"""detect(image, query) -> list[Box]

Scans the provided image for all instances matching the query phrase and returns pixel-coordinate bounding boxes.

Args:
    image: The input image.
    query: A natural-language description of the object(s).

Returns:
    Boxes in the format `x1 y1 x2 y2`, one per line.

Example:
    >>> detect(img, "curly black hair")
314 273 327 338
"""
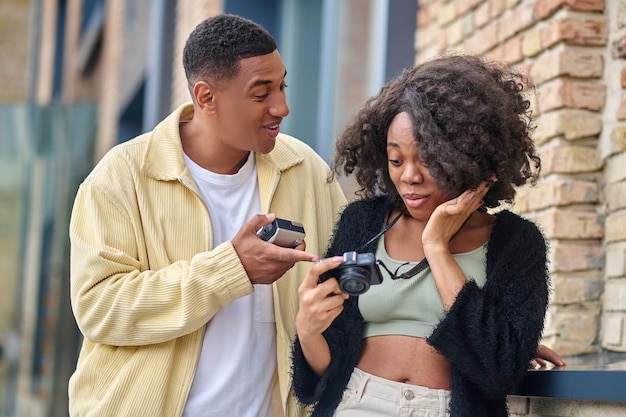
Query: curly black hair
182 14 277 89
333 53 540 211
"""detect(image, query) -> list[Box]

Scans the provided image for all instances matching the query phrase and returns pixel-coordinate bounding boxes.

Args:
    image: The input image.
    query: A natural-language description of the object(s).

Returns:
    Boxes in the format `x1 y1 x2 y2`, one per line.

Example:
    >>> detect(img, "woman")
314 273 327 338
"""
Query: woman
291 54 563 417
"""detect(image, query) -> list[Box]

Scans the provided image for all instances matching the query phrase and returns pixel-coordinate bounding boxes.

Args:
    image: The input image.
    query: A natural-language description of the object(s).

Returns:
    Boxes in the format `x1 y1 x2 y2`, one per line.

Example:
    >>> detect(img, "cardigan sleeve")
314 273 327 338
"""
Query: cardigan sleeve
427 211 550 400
290 200 385 411
70 161 253 346
291 297 363 406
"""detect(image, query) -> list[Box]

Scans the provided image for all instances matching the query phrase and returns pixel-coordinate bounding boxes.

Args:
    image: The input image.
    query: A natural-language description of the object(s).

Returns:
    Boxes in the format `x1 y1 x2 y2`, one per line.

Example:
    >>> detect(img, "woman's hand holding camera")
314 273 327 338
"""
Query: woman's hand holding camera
297 256 347 335
296 256 348 376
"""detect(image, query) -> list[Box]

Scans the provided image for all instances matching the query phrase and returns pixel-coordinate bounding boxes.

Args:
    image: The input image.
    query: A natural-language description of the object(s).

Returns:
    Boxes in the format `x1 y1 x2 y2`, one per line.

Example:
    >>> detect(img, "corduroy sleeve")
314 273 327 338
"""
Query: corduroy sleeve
69 163 253 346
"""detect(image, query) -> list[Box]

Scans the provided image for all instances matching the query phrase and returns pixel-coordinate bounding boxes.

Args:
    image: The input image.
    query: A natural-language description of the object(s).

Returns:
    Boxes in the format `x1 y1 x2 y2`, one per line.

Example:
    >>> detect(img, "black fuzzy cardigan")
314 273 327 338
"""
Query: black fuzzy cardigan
291 196 550 417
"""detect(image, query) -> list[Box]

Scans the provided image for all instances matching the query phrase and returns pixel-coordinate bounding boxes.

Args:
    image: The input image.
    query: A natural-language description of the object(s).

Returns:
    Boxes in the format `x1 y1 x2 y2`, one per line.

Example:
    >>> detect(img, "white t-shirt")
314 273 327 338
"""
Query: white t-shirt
182 152 277 417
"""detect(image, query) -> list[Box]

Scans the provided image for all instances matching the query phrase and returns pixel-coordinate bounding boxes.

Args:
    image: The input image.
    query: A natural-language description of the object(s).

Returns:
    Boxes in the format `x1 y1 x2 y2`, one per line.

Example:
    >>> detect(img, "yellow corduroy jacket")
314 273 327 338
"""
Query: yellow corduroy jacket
68 103 347 417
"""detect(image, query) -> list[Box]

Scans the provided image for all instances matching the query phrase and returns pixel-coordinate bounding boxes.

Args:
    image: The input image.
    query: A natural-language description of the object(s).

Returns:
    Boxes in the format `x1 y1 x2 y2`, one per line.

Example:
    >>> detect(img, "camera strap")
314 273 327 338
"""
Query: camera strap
357 212 402 252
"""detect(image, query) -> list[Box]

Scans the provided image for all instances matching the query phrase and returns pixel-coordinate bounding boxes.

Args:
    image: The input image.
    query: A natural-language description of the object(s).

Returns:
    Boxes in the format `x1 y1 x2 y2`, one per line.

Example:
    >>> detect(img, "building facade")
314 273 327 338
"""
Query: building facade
2 0 626 416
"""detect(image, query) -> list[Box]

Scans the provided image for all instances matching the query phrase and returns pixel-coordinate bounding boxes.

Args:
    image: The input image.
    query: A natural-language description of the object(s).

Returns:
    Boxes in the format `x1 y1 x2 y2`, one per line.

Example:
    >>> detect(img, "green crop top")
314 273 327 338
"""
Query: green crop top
359 238 488 339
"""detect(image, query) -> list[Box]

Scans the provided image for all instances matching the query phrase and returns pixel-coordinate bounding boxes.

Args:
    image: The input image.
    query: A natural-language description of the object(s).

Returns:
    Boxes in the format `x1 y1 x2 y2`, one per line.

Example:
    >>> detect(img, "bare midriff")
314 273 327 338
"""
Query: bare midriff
356 335 451 389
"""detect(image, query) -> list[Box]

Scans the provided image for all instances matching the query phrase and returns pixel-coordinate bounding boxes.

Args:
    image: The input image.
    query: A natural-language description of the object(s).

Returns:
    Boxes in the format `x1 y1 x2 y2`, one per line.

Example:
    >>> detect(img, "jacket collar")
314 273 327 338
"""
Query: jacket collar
141 102 304 182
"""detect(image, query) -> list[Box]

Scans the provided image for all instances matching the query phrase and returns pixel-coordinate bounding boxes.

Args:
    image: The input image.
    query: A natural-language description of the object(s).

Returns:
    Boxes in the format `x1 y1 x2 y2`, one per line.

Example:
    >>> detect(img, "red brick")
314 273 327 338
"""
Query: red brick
539 145 603 175
535 0 605 20
537 79 606 112
501 35 523 64
466 22 499 54
617 100 626 121
457 0 481 15
418 6 431 27
499 2 536 42
488 0 507 19
531 208 604 240
550 243 605 273
530 49 603 84
474 1 491 28
542 17 608 48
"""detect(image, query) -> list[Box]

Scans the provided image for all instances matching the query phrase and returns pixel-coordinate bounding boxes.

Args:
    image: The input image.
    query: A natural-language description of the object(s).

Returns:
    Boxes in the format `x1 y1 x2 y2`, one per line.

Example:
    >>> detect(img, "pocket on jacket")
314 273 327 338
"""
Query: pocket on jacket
90 345 139 400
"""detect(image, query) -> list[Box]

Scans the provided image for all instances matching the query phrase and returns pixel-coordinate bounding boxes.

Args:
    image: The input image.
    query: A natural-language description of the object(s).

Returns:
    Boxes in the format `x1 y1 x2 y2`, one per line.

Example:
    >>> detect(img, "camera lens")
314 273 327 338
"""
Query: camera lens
338 267 370 295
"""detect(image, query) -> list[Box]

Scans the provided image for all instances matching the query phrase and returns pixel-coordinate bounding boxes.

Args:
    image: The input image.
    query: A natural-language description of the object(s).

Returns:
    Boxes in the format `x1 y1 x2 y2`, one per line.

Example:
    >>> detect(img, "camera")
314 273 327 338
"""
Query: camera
318 251 383 296
257 218 306 248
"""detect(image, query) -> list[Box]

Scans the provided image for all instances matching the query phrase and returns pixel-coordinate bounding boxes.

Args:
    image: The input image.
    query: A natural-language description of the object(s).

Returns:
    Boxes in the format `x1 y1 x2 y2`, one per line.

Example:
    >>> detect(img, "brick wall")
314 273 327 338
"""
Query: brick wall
602 0 626 351
0 0 33 101
416 0 619 357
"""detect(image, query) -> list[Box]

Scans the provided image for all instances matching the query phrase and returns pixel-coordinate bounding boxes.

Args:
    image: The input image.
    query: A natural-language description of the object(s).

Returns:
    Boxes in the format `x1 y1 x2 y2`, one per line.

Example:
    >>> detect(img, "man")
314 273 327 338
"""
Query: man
68 14 346 417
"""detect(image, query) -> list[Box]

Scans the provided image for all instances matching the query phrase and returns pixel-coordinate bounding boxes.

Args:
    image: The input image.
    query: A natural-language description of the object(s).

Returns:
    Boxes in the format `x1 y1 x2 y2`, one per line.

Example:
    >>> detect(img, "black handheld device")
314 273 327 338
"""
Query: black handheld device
318 251 383 296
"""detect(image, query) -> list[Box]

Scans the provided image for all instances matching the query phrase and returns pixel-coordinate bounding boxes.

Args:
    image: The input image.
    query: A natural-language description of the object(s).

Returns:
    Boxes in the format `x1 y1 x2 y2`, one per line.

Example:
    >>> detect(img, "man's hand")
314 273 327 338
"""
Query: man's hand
232 214 318 284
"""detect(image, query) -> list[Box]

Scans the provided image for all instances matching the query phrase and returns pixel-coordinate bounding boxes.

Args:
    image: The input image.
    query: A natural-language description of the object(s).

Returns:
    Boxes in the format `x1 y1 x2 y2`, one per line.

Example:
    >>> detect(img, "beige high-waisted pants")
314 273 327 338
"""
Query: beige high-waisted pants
335 368 452 417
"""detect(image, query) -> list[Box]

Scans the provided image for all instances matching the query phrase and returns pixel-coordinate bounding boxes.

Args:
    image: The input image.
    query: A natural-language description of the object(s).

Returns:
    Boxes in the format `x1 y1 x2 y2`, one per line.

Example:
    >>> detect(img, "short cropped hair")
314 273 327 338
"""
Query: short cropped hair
183 14 277 88
334 54 540 210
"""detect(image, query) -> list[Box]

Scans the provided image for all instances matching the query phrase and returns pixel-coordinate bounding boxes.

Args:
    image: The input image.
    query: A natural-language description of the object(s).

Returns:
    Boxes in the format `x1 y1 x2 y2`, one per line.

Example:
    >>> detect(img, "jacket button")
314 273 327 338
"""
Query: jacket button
403 390 415 400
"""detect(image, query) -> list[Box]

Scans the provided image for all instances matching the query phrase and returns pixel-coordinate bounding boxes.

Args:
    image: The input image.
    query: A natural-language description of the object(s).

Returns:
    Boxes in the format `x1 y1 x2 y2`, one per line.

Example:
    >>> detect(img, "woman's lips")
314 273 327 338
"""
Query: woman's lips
403 193 428 209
